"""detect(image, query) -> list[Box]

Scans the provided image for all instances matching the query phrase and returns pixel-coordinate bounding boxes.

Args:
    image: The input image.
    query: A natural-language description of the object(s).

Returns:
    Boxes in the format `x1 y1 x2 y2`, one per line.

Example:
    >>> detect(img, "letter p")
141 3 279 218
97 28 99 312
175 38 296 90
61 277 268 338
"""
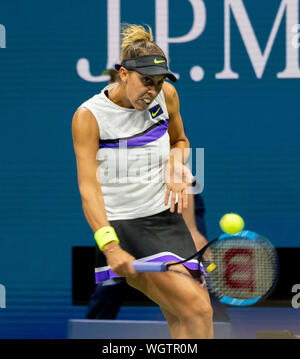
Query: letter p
155 0 206 78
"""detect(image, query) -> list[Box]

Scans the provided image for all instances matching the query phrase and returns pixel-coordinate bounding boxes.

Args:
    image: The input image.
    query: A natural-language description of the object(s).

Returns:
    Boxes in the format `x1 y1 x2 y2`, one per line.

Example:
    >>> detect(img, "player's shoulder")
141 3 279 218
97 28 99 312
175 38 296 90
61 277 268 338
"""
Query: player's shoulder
74 106 94 119
162 81 178 99
72 107 99 139
162 81 179 113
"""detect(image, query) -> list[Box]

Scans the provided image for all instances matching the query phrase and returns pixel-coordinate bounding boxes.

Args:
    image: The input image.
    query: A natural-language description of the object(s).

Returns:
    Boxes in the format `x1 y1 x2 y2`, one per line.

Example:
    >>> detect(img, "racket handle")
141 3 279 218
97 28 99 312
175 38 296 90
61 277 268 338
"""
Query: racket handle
133 262 168 272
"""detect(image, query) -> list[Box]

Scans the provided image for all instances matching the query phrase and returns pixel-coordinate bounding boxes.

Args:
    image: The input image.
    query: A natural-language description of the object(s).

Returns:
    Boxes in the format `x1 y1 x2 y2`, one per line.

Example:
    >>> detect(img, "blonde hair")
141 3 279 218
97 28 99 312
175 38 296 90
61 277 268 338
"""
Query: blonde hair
120 24 165 61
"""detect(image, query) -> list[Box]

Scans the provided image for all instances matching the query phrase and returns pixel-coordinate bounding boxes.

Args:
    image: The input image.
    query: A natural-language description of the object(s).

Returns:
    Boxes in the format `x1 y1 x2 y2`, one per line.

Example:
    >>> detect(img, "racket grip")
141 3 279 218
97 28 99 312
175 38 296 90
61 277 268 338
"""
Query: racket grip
133 262 167 272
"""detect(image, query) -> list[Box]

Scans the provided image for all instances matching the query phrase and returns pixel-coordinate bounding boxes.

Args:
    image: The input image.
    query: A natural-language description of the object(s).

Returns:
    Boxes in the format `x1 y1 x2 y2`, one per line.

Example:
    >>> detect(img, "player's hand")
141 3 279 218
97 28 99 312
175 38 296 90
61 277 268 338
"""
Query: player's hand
164 160 194 213
104 245 137 278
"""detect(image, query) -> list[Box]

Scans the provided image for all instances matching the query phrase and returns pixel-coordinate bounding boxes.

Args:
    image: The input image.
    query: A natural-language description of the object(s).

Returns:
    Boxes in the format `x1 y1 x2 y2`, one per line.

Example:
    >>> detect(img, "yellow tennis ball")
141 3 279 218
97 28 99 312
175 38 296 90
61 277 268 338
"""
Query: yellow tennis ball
219 213 244 234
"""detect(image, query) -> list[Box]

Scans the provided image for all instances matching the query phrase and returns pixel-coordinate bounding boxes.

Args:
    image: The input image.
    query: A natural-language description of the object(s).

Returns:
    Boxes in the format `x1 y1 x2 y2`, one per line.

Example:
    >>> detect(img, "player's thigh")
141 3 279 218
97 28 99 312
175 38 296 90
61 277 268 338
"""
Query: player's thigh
126 264 212 318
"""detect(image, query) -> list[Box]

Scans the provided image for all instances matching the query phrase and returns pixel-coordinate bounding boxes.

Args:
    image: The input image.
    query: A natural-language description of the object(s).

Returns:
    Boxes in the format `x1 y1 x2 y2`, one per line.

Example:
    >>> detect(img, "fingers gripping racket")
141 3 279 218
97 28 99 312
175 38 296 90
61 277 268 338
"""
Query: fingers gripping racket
133 230 279 307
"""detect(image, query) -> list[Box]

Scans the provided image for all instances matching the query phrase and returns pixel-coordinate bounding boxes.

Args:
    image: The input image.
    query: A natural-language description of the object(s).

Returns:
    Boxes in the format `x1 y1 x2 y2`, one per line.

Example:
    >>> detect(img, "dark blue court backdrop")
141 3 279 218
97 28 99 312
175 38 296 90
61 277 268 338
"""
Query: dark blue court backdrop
0 0 299 338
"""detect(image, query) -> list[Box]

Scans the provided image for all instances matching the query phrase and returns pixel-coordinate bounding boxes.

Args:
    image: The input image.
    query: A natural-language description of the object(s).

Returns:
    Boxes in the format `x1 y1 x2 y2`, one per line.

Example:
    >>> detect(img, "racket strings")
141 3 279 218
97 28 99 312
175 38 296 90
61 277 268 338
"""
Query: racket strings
204 238 278 299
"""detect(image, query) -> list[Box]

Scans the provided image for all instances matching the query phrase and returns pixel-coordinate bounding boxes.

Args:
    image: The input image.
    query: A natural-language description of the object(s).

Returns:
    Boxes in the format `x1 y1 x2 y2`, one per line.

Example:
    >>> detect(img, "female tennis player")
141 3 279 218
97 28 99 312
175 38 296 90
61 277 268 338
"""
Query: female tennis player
72 24 213 339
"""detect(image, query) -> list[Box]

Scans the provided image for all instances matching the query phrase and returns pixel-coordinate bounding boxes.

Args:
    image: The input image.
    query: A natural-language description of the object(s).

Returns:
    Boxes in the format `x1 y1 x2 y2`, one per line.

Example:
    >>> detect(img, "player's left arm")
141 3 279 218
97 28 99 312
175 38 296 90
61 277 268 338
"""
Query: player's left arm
163 82 193 213
182 193 208 251
163 81 190 163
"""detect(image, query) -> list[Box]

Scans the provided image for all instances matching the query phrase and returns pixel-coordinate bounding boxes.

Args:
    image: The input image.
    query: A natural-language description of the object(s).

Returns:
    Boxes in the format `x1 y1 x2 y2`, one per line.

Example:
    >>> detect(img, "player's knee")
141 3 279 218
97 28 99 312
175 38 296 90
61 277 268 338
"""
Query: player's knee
195 300 213 320
183 296 213 322
199 301 213 320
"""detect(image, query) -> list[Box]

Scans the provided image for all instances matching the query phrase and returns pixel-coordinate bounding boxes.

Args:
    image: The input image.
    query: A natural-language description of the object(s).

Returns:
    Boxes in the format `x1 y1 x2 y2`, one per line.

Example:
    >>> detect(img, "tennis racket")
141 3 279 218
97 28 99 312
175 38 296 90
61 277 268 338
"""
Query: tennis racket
133 230 279 307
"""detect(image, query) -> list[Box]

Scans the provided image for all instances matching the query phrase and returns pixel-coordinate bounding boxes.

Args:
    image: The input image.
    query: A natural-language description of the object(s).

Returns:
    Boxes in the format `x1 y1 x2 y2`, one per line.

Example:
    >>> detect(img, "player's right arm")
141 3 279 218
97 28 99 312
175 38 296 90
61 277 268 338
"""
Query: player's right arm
72 107 110 232
72 108 136 276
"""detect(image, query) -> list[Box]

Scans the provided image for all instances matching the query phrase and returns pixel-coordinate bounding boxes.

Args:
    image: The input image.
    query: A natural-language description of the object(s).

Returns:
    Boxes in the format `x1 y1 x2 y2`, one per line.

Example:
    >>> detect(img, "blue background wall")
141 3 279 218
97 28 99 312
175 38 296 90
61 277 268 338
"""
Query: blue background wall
0 0 299 338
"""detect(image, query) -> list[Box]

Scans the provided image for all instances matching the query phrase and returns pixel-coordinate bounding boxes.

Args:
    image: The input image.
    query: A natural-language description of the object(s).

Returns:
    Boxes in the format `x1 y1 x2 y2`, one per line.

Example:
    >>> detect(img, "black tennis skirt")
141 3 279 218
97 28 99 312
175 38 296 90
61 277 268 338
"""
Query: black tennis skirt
95 206 199 283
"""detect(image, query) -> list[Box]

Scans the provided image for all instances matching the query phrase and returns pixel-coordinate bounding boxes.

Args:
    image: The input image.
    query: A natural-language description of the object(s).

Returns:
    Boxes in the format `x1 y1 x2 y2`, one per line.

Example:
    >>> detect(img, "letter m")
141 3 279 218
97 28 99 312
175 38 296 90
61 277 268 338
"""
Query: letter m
216 0 300 79
0 284 6 308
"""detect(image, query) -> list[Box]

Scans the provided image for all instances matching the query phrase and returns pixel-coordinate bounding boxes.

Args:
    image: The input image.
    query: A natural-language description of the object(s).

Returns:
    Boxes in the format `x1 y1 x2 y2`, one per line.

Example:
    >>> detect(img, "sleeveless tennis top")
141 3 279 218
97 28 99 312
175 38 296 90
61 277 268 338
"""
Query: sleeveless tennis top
79 83 171 220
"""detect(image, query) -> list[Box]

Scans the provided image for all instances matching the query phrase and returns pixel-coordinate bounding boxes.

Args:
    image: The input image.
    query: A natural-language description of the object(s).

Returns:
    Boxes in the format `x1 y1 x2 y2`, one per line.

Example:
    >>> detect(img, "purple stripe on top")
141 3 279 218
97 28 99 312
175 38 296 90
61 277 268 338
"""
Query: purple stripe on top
100 119 169 148
95 253 200 283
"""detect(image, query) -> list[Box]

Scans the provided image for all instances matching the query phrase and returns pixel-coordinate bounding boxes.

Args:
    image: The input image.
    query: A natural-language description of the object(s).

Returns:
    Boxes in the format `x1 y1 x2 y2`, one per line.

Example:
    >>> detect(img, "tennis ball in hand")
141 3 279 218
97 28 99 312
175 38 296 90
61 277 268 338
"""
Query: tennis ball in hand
219 213 244 234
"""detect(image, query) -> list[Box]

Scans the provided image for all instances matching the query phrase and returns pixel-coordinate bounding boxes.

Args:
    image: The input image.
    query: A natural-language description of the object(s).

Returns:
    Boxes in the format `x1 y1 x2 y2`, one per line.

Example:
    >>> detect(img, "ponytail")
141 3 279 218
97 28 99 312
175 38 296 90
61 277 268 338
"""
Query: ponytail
120 24 164 60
